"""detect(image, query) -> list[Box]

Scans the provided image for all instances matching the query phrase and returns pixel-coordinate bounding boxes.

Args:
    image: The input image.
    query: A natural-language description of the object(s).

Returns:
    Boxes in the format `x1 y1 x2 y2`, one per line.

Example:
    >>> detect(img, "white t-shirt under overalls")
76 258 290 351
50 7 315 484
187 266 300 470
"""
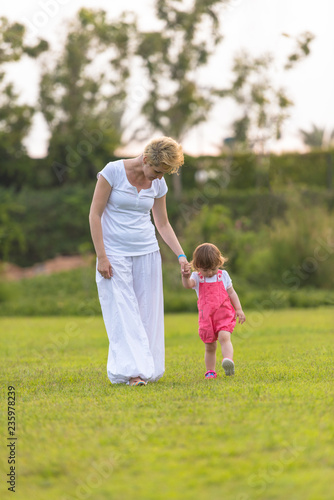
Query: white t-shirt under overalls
190 270 232 297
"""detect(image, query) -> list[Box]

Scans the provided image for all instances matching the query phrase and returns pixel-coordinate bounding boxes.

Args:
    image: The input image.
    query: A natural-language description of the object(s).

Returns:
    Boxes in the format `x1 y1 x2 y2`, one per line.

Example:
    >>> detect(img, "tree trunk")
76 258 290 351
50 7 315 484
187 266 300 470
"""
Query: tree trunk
172 171 182 201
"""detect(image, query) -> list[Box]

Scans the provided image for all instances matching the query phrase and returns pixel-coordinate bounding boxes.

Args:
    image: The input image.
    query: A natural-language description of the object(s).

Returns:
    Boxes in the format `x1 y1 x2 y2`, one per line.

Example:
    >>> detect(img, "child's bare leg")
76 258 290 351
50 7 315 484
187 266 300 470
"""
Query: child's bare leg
218 331 234 375
204 342 217 371
218 330 233 360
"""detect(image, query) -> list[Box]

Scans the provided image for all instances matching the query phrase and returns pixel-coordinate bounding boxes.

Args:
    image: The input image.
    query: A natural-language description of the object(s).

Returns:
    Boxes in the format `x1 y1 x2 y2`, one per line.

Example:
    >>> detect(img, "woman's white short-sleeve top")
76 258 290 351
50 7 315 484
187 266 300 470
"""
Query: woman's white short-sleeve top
97 160 168 256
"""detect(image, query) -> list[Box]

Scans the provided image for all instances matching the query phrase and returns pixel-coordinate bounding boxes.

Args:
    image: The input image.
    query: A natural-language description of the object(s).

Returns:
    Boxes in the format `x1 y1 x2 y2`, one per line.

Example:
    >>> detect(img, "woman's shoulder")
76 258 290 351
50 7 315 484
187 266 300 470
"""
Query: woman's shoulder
98 160 124 184
104 159 124 172
152 176 168 197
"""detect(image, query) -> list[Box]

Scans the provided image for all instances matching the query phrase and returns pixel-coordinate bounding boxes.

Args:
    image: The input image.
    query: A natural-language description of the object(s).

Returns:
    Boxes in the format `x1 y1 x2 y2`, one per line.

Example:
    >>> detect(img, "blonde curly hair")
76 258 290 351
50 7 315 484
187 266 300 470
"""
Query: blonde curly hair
143 137 184 174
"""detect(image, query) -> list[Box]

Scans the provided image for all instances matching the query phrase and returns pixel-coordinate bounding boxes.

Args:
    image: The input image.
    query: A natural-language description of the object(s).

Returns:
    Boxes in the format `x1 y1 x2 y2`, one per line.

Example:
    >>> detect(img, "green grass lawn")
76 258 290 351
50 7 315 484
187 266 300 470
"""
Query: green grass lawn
0 308 333 500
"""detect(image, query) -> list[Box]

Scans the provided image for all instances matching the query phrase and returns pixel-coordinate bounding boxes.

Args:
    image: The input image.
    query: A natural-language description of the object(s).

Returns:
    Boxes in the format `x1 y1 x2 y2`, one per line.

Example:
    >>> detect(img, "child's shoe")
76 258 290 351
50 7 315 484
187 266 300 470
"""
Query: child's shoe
205 370 217 379
222 358 235 376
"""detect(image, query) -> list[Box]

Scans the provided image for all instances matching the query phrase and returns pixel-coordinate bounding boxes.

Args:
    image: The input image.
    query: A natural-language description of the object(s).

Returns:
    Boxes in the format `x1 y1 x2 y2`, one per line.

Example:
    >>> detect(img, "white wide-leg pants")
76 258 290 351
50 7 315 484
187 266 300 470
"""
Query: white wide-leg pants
96 251 165 384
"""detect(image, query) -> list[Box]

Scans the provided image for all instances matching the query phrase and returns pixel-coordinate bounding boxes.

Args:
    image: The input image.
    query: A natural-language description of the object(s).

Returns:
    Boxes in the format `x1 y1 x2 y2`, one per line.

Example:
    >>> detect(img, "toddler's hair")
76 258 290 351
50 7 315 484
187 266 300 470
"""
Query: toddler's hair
191 243 227 271
144 136 184 174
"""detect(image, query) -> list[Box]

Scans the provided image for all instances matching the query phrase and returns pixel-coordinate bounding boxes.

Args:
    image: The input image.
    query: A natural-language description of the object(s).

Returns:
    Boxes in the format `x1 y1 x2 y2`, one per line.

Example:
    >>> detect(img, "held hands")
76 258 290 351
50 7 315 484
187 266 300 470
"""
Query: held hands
182 262 192 278
97 256 113 279
179 257 191 277
235 308 246 324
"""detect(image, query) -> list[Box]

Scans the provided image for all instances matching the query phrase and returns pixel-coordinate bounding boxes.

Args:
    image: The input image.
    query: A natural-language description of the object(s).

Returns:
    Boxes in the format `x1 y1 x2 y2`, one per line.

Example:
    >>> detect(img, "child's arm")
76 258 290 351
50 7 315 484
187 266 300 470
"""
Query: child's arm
227 286 246 323
181 263 196 289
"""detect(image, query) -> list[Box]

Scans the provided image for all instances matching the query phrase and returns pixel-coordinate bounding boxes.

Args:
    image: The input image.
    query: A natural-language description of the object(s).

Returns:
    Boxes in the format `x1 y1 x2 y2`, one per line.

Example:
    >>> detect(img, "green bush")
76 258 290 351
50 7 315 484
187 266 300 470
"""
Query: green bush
3 148 334 193
176 188 288 232
0 185 94 266
0 280 15 303
1 266 333 316
184 149 334 191
236 194 334 289
1 150 334 284
269 150 334 189
181 204 241 271
0 266 100 316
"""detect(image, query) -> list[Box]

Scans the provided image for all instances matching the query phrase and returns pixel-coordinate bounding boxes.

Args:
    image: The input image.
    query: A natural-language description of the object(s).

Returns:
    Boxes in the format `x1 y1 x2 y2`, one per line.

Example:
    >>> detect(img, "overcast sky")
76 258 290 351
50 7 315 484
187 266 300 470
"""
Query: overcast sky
2 0 334 157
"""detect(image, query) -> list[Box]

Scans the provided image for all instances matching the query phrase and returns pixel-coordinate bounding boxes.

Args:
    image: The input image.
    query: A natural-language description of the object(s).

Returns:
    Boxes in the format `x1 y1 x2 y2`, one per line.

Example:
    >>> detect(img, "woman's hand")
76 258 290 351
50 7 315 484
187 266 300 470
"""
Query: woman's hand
97 256 113 279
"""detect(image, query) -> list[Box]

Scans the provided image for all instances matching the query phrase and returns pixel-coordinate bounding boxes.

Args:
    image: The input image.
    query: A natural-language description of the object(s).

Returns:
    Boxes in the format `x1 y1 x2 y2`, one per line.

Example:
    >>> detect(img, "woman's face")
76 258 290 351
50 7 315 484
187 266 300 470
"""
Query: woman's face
143 157 165 180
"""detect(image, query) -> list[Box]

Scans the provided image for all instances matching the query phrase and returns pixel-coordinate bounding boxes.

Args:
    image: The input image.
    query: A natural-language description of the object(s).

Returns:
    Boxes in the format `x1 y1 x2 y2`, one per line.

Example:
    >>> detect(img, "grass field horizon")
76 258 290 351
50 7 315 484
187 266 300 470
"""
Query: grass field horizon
1 308 333 500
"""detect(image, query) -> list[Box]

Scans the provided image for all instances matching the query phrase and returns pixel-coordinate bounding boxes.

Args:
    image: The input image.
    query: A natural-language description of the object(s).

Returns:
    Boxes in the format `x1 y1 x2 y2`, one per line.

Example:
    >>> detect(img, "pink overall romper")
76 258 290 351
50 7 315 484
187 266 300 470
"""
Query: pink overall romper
198 270 236 343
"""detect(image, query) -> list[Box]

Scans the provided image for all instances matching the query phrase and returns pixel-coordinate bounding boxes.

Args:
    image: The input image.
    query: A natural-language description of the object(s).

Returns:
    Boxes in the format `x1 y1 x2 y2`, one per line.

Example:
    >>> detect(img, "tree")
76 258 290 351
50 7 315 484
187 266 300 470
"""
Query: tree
39 8 136 185
0 17 48 188
299 124 334 150
0 189 26 263
218 31 315 152
135 0 229 199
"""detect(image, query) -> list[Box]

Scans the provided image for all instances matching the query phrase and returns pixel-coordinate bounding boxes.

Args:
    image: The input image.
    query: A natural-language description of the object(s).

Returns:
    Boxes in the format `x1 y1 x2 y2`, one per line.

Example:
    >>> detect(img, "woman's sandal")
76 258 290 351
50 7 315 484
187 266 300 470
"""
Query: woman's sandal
129 379 147 386
205 370 217 379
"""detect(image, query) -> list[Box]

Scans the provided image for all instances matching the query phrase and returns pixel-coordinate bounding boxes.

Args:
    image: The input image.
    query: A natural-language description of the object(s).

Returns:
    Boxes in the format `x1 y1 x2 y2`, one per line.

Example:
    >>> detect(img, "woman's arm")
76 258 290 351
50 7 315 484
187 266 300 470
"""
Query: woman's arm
227 286 246 323
89 176 113 278
152 195 188 271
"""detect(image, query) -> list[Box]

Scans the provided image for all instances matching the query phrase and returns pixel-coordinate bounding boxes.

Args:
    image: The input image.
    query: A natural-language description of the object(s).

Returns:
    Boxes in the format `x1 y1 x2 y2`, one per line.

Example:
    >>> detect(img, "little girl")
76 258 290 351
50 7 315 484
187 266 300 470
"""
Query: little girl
182 243 246 379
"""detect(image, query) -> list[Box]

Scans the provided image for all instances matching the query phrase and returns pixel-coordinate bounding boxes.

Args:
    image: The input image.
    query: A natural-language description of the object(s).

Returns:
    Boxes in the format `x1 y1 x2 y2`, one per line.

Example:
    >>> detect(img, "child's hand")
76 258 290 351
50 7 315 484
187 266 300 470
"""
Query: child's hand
182 263 192 278
235 309 246 324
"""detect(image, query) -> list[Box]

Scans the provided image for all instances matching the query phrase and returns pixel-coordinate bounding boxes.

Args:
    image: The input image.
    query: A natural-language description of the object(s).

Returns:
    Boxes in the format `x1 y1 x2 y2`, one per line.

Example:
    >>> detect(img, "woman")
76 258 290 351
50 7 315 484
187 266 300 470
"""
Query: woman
89 137 188 386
